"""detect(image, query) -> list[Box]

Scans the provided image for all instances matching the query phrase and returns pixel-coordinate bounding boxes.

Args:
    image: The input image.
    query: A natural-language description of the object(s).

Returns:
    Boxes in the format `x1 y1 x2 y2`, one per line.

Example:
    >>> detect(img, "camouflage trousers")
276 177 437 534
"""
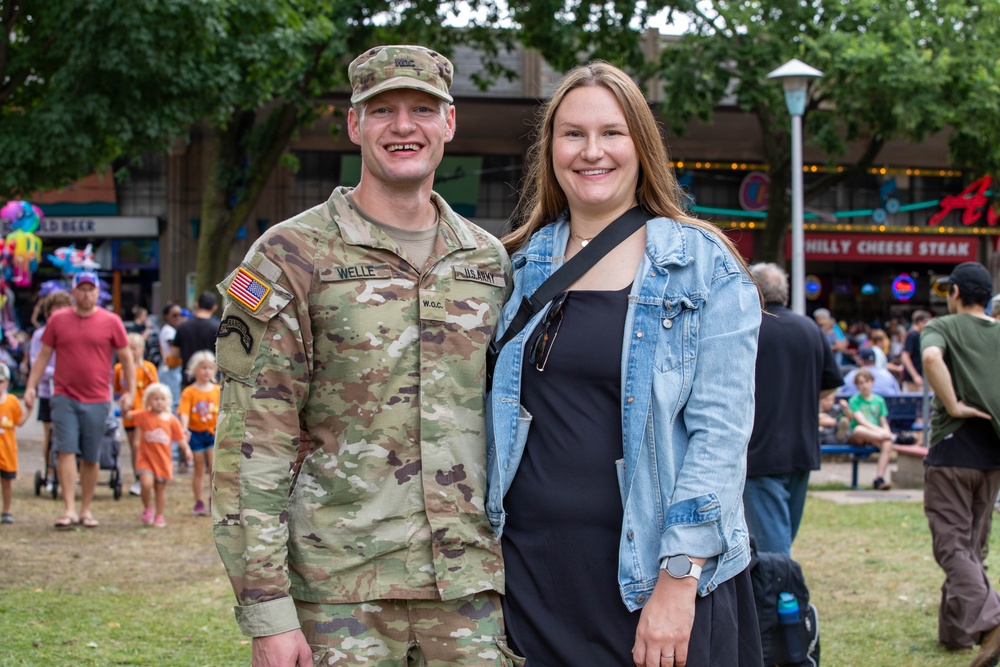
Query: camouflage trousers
296 592 525 667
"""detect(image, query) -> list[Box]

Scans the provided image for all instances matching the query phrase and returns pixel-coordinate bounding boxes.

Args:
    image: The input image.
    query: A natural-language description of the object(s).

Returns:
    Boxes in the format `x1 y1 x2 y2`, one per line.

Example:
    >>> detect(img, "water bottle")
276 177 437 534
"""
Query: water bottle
777 592 806 664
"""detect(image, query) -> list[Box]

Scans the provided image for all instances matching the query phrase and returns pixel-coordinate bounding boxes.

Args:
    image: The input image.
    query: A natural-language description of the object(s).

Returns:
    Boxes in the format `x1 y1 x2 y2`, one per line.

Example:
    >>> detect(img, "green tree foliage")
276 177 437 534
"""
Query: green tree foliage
6 0 998 276
1 0 513 294
0 0 224 194
189 0 513 294
651 0 1000 261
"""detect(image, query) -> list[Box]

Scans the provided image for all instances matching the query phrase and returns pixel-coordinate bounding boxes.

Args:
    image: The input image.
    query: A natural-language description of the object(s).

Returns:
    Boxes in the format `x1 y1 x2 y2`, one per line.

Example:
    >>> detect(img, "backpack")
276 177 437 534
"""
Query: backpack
749 542 820 667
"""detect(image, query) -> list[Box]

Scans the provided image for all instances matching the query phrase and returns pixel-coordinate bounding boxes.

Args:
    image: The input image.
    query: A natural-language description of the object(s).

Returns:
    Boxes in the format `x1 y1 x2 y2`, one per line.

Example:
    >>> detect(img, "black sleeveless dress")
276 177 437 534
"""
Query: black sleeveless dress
501 286 763 667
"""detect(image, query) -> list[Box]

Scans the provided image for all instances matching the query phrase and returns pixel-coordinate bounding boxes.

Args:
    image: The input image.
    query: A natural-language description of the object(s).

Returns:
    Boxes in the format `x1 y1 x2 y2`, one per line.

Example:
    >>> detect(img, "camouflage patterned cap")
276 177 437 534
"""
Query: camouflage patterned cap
349 45 454 105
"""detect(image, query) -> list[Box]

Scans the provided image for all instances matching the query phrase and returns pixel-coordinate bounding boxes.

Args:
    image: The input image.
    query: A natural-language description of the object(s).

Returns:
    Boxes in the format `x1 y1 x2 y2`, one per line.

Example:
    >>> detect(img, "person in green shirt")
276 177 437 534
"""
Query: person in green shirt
839 369 894 490
920 261 1000 665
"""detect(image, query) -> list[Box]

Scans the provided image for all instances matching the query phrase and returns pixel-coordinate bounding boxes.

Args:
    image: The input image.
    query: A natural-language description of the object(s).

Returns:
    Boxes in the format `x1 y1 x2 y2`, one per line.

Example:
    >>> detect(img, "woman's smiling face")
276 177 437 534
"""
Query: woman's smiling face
551 85 639 220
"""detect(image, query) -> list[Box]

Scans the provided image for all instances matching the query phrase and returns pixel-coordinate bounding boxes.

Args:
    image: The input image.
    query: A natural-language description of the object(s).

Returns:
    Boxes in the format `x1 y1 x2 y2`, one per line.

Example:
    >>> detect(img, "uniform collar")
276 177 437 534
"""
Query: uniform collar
329 187 480 251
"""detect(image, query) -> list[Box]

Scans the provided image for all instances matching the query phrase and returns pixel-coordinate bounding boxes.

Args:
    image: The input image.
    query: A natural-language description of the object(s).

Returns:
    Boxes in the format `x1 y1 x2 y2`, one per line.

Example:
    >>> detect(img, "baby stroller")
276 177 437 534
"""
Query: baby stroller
34 405 123 500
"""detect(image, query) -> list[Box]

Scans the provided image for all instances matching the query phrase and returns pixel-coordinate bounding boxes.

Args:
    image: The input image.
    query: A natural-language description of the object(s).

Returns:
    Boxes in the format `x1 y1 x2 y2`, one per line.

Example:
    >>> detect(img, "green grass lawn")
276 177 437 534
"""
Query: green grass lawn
794 491 998 667
0 484 996 666
0 581 247 666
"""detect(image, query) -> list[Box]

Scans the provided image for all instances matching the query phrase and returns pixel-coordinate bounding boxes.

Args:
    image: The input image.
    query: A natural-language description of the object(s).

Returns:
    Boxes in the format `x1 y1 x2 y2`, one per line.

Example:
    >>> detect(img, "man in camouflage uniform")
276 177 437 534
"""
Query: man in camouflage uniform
213 45 518 667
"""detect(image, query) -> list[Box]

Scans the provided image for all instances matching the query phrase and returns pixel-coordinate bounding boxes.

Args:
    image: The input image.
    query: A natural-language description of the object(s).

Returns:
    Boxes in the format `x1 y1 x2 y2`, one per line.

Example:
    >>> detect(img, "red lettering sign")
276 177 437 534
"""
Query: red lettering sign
928 175 999 227
786 233 979 264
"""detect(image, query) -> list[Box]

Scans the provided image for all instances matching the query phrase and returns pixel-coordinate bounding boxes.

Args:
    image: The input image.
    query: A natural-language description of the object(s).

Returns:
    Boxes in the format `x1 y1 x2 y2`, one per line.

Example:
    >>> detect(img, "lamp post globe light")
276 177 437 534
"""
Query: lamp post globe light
767 58 823 316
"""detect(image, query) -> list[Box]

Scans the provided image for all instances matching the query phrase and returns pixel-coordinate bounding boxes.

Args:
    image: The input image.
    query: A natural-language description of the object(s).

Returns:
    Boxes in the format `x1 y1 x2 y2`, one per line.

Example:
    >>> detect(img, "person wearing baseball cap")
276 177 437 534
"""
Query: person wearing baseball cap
71 271 99 288
213 45 512 664
921 261 1000 664
840 346 901 399
23 269 135 531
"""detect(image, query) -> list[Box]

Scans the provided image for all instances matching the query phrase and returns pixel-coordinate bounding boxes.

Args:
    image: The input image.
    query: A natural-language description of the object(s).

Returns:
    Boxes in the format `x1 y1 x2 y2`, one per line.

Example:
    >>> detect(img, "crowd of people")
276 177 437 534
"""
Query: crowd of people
0 282 220 530
2 40 999 667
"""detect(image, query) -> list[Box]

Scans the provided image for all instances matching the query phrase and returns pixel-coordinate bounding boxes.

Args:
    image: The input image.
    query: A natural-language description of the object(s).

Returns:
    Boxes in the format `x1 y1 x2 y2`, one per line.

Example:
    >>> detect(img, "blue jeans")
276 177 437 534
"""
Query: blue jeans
743 471 810 556
160 366 182 412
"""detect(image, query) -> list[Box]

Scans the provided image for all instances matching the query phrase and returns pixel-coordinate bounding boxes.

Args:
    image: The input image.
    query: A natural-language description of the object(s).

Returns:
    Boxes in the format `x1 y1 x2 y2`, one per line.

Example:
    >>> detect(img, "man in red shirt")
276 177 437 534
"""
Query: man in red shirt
24 272 135 529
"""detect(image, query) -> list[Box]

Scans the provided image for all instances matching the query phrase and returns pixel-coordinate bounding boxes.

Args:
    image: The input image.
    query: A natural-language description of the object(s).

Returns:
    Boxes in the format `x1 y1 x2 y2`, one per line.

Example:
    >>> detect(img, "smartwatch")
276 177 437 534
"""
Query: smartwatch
662 555 703 581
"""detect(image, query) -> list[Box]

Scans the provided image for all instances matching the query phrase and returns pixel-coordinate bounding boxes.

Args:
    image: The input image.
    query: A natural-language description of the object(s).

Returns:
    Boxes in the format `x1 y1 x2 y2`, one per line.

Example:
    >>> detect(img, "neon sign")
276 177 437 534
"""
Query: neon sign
928 175 998 227
891 274 917 301
738 172 770 212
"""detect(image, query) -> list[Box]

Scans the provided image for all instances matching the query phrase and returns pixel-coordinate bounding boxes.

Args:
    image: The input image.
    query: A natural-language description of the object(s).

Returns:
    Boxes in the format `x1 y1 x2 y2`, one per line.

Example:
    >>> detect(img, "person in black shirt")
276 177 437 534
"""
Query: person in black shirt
170 291 219 388
744 263 843 556
900 309 930 391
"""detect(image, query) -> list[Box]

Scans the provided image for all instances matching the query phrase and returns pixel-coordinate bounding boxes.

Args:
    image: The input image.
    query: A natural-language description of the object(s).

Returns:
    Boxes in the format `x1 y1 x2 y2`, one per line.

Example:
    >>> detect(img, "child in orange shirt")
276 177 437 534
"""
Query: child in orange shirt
178 351 220 517
0 365 29 524
131 383 189 528
114 333 159 496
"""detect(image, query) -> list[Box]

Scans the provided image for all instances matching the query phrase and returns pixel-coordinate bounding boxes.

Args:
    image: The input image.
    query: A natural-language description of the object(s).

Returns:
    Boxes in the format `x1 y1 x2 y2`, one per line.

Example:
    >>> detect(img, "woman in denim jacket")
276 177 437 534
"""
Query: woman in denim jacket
487 62 763 667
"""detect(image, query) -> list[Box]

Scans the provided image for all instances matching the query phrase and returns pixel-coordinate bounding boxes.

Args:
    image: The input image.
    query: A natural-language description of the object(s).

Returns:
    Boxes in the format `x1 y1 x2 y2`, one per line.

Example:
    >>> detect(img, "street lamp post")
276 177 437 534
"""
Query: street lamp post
767 59 823 315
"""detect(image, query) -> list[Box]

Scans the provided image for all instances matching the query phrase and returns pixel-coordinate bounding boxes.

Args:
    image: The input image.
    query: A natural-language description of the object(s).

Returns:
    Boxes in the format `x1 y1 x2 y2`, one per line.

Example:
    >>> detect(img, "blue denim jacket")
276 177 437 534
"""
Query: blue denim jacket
486 213 761 611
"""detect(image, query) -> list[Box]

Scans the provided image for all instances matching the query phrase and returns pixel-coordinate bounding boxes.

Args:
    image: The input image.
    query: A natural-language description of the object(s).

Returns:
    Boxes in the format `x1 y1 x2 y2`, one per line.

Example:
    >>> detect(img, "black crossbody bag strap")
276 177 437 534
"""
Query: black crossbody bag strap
487 206 651 380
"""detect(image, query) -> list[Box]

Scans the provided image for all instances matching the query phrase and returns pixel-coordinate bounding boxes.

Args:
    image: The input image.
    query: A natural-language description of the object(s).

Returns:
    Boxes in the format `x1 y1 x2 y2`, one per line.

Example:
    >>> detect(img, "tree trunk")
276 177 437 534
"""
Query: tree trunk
755 104 792 265
193 103 301 296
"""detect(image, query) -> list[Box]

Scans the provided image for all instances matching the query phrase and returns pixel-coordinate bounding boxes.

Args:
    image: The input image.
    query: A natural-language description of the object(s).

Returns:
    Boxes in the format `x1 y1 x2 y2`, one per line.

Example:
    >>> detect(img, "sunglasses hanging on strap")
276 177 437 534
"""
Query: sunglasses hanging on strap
486 206 652 386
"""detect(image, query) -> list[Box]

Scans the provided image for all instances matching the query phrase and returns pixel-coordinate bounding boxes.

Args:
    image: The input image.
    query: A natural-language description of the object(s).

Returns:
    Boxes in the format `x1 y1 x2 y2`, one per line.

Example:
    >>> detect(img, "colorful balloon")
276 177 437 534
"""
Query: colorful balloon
0 200 44 286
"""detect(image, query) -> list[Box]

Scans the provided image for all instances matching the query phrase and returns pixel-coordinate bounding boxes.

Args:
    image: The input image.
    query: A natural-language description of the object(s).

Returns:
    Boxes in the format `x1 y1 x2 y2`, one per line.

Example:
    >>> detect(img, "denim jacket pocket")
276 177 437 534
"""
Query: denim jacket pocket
655 294 703 373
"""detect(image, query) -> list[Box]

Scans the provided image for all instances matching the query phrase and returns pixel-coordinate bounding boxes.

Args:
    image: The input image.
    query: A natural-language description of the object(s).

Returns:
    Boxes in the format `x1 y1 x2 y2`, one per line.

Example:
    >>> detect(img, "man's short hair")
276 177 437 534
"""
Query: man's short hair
812 308 833 323
912 309 931 325
748 263 789 306
197 291 217 311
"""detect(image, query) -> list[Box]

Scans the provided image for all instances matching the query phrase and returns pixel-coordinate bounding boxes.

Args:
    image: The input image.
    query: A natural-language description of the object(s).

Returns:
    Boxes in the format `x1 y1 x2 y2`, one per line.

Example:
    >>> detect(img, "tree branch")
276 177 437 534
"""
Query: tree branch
804 135 885 201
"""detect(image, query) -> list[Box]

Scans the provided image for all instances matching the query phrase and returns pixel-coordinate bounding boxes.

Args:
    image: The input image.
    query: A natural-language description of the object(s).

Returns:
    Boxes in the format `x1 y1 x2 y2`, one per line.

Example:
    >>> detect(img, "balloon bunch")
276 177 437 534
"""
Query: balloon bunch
47 242 99 274
0 200 43 288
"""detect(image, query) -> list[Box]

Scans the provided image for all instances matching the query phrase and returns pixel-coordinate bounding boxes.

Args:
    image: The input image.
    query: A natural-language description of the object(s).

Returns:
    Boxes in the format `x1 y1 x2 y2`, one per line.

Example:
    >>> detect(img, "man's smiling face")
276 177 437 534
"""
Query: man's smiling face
348 88 455 191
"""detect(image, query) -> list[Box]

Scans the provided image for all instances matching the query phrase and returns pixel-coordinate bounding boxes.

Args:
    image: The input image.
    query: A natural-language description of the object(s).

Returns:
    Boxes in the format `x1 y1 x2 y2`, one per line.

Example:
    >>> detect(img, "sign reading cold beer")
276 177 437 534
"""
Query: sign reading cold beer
786 233 977 264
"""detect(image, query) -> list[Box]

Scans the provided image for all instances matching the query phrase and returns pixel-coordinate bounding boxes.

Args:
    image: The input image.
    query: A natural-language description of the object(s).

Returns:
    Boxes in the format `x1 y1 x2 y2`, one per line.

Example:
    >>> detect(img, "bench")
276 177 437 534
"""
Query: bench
819 444 880 488
820 392 930 489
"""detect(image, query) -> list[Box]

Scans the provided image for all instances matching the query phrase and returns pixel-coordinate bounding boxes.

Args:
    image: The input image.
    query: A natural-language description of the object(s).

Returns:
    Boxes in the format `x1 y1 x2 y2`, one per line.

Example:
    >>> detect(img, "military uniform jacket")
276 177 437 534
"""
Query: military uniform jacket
213 187 511 637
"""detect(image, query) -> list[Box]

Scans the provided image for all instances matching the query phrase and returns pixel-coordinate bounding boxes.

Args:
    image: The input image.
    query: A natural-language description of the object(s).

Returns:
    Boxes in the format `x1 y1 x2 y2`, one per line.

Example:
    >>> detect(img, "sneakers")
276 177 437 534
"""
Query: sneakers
1 513 12 524
141 507 154 526
129 480 142 496
44 479 54 494
873 477 892 491
193 500 208 516
153 515 167 528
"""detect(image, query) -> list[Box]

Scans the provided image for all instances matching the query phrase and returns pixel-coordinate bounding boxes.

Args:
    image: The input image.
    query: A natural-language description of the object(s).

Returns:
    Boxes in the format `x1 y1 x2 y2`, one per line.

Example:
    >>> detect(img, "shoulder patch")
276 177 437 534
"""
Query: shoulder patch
227 267 271 312
217 315 254 354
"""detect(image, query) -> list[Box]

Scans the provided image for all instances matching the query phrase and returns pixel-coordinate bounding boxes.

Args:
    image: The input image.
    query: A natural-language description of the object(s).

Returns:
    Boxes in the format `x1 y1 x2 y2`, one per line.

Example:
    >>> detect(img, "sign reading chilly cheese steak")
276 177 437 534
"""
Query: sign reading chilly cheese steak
786 233 978 264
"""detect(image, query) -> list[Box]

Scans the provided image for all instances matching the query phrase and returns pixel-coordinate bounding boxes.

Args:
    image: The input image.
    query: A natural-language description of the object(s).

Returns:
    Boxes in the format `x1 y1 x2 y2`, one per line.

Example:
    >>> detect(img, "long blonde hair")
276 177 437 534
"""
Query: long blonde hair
504 61 745 270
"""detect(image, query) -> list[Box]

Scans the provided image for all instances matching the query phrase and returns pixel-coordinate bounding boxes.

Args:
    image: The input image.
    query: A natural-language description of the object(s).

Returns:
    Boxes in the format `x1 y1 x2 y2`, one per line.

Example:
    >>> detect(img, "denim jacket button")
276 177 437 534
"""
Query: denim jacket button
627 396 633 403
627 529 634 540
636 332 643 338
636 594 646 604
663 319 672 329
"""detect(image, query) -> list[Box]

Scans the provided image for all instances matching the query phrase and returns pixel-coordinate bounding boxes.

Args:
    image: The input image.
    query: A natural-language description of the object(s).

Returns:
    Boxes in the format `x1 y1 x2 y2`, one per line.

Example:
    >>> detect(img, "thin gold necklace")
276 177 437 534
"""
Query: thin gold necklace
570 228 595 247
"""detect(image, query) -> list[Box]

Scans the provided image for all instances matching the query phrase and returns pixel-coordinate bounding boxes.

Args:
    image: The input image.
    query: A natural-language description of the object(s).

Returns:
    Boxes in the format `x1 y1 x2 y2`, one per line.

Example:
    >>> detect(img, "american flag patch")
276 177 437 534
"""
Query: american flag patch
228 267 271 311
